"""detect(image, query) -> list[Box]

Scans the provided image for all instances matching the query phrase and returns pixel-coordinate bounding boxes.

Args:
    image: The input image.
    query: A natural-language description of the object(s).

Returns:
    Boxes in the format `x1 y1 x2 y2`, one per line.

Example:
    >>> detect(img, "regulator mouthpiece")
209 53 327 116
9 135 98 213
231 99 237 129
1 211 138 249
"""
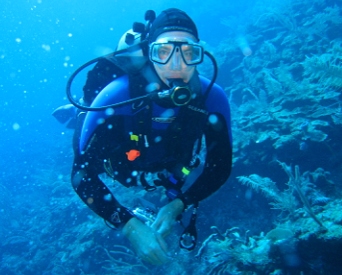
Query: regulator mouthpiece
157 79 192 106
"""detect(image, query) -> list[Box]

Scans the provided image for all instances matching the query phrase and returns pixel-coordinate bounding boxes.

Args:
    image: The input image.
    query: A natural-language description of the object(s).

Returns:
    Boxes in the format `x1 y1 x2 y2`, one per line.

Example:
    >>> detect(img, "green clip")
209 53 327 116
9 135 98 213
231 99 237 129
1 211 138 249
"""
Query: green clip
182 167 190 176
130 134 139 141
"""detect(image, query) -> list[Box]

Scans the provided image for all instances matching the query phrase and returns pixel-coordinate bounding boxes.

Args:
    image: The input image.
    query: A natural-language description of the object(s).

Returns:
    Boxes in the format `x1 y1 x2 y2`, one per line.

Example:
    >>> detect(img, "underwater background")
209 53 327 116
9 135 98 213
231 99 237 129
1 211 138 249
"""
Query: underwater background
1 0 342 274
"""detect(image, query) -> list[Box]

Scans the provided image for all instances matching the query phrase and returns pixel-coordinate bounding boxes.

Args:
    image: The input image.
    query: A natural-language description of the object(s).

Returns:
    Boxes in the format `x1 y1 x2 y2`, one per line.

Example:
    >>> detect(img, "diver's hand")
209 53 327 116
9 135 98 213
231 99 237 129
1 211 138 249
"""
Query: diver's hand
122 217 169 265
151 198 184 237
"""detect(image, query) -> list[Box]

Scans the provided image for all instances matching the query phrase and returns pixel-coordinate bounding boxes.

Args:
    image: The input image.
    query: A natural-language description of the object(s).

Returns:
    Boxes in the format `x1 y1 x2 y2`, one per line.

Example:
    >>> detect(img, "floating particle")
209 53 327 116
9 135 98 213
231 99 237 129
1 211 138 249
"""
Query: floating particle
154 136 162 143
13 123 20 130
42 44 51 51
96 118 105 125
237 36 252 57
103 194 112 201
208 114 218 124
105 108 114 116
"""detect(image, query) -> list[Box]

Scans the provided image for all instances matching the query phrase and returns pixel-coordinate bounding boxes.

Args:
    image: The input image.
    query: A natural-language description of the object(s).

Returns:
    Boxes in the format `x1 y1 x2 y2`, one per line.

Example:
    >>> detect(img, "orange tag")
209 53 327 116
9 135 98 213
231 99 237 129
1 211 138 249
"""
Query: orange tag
126 149 140 161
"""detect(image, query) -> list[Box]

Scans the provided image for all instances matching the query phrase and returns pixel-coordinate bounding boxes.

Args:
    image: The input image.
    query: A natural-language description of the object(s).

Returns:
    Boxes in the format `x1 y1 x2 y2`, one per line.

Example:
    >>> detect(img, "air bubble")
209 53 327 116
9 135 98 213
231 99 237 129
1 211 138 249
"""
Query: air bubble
208 114 218 124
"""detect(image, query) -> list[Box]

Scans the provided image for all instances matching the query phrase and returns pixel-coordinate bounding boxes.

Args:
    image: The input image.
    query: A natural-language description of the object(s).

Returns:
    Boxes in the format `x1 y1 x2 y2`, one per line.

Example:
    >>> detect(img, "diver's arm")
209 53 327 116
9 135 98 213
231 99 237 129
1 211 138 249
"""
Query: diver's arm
180 113 232 206
71 147 134 228
179 81 233 207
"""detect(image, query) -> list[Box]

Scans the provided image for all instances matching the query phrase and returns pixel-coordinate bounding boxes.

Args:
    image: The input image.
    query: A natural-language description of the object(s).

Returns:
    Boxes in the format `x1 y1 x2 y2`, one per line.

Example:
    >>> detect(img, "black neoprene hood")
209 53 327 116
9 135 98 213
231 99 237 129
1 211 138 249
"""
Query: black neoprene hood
148 8 199 43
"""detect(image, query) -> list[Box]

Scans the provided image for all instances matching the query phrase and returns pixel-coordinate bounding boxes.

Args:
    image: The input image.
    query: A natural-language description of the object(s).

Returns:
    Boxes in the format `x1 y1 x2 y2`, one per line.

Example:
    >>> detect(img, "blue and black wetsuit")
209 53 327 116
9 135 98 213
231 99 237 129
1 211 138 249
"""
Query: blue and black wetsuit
71 72 232 228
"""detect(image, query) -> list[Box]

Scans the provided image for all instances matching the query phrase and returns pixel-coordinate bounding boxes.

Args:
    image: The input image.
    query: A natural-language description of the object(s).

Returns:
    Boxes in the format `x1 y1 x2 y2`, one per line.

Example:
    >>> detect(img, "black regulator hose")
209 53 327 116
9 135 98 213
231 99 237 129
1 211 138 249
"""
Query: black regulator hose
66 59 150 111
66 50 219 112
66 49 152 111
66 56 102 111
203 50 218 100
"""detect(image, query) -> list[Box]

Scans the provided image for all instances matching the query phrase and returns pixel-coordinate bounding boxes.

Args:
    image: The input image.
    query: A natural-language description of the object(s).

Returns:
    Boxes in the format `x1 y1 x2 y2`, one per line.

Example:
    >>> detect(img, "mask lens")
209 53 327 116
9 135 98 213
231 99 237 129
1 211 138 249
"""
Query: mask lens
150 42 203 65
180 44 203 65
150 43 175 64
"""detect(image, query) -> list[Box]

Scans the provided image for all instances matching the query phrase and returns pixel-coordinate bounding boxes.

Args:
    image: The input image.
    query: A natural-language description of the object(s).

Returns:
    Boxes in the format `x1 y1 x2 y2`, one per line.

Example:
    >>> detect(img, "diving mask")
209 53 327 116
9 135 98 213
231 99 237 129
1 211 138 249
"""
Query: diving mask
149 40 204 65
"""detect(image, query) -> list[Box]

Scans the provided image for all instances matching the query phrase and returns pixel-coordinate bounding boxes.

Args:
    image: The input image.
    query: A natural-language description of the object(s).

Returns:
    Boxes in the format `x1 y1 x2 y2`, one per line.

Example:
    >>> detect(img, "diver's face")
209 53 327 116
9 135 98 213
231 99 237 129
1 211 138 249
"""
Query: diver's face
151 31 197 86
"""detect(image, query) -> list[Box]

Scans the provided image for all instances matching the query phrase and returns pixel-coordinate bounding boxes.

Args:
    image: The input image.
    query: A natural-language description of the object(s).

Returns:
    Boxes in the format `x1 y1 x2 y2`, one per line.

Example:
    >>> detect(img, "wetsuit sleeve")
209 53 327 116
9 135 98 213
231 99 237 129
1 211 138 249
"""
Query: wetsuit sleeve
180 84 233 206
71 124 134 229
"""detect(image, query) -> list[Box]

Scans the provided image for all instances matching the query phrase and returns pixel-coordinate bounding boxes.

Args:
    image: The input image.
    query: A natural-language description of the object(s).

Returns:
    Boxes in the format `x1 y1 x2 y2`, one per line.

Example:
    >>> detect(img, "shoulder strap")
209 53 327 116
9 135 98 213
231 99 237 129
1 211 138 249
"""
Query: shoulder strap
163 75 208 164
128 72 149 99
83 58 126 104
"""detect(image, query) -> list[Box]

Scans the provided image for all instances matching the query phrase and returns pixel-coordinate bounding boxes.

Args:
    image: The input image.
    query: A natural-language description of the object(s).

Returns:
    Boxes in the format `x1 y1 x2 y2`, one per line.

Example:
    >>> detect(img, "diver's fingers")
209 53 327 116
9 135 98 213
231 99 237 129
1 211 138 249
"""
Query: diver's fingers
157 217 176 238
151 246 170 265
156 233 169 254
151 217 162 231
141 241 169 265
156 223 170 237
143 254 163 265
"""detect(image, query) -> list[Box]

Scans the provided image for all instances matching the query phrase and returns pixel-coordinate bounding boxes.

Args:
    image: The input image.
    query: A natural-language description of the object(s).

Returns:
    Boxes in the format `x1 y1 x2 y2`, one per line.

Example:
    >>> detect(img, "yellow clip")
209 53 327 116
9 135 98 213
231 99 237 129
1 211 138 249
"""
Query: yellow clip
130 134 139 141
181 167 190 176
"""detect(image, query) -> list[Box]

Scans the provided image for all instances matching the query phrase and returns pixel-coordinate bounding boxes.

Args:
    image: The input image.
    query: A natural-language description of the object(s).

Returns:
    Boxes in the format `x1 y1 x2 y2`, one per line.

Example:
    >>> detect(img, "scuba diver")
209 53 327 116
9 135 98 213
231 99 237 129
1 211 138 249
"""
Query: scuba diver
66 8 233 265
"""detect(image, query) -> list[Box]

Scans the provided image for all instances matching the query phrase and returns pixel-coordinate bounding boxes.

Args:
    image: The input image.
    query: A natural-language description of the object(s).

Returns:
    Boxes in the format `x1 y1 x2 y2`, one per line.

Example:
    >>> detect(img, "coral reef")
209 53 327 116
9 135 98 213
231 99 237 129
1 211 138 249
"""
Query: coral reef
220 2 342 163
1 0 342 274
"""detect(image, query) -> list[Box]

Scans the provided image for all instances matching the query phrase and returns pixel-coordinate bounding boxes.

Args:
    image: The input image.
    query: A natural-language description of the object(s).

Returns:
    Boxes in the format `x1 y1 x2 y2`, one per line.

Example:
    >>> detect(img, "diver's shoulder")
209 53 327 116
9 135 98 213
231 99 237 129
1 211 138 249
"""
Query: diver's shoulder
199 75 224 90
198 75 226 99
102 74 130 93
91 75 130 107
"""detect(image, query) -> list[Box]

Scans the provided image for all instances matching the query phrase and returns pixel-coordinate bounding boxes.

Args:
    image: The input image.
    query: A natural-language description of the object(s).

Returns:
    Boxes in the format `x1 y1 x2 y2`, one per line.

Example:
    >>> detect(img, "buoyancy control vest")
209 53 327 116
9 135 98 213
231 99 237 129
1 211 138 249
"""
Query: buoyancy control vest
79 70 210 189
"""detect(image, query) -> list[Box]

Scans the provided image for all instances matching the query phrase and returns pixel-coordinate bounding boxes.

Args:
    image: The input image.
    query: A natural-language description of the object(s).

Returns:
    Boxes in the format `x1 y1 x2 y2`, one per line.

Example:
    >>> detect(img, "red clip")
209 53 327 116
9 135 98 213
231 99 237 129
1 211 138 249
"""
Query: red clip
126 149 140 161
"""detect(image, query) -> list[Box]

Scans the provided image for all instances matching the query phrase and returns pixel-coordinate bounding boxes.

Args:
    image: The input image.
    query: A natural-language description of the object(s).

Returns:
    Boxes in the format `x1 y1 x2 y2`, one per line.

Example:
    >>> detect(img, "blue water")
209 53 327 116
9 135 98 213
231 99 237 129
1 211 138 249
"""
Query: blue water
1 0 253 181
1 0 342 274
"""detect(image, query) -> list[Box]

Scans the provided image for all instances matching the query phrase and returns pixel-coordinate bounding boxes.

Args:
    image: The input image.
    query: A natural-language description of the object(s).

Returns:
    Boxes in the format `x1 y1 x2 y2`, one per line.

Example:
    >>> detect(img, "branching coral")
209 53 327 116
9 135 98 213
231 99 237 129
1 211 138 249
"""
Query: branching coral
237 173 297 213
237 161 330 228
102 245 148 275
217 1 342 162
253 10 297 31
303 6 342 37
277 162 326 229
196 226 272 275
302 53 342 89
